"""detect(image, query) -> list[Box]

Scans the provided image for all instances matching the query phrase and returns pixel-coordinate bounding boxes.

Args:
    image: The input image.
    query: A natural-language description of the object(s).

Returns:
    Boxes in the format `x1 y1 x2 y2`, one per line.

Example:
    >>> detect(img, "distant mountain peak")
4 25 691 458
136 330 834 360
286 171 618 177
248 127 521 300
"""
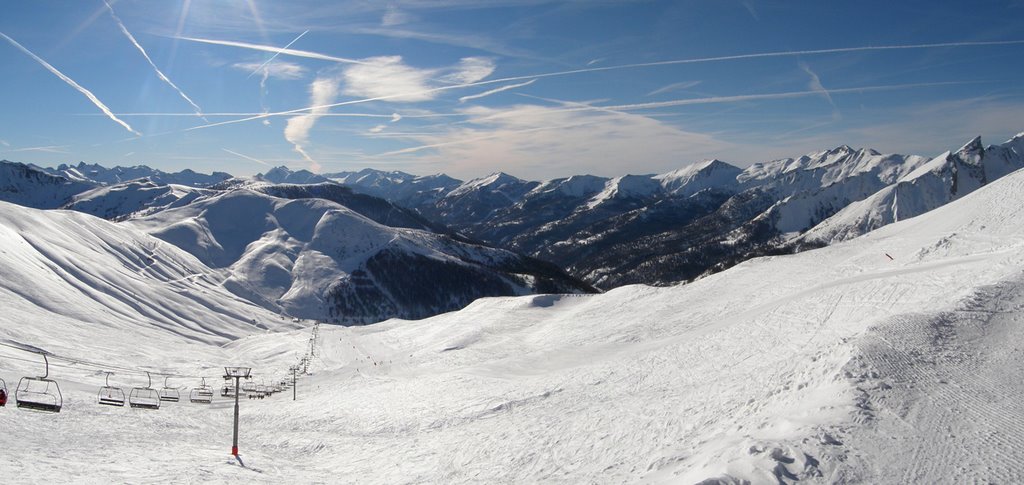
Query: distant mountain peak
258 166 329 185
955 135 985 162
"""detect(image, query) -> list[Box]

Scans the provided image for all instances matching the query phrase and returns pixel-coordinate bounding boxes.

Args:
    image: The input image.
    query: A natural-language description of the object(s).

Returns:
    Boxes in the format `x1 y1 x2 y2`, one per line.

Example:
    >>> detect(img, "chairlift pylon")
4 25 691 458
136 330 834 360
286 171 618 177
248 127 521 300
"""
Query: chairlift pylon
98 371 125 407
16 352 62 413
190 377 214 404
128 371 160 410
159 376 180 403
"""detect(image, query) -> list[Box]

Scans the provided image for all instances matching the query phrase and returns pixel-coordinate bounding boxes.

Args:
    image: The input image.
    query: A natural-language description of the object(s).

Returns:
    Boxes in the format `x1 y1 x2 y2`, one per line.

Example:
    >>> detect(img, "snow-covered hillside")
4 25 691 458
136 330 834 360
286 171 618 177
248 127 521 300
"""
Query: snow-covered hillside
3 166 1024 482
64 179 216 220
0 200 293 357
127 189 592 323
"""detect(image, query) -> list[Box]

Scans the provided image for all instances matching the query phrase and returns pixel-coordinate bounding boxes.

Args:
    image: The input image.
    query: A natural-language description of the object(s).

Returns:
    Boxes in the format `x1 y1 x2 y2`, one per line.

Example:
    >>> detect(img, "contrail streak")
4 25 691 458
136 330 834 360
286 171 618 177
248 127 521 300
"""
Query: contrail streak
374 81 979 157
3 145 70 153
595 81 976 111
459 79 536 103
247 30 309 79
178 38 1024 134
0 31 139 135
799 62 839 119
222 148 271 166
374 121 600 157
103 1 206 121
176 35 365 64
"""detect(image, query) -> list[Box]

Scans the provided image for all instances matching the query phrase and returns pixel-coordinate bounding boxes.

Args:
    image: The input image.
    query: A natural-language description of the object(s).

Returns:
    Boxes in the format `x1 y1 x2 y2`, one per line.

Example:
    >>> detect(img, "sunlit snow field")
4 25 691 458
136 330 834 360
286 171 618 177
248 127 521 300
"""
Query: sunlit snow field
3 169 1024 483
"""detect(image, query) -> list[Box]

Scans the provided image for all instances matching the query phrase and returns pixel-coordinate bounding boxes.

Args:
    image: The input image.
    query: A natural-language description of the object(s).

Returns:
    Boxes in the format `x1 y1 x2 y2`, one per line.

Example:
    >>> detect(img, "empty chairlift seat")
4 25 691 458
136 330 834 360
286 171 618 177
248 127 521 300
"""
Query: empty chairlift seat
159 376 180 403
129 372 160 410
98 372 125 407
16 353 62 413
190 378 214 404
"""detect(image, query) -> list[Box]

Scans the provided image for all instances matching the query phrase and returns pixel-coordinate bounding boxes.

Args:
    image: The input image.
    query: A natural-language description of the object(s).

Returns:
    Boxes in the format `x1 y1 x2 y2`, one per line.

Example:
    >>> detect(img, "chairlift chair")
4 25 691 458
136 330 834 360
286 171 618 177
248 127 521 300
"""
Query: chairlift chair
159 376 180 403
190 378 214 404
98 372 126 407
128 372 160 410
221 377 236 398
0 377 7 407
16 352 62 413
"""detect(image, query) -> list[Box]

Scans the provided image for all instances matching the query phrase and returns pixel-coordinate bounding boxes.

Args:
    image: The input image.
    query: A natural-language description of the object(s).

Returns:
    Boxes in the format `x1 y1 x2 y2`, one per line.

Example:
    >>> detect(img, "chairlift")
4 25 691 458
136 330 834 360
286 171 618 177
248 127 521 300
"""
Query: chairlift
221 377 236 398
98 372 126 407
241 379 257 394
159 376 180 403
0 377 8 407
128 372 160 410
190 378 214 404
16 352 63 413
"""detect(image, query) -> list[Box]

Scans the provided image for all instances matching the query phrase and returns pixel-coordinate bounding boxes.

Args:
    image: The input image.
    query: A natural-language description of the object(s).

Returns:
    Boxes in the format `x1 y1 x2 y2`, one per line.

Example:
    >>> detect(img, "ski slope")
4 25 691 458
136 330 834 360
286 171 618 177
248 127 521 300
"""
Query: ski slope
3 168 1024 482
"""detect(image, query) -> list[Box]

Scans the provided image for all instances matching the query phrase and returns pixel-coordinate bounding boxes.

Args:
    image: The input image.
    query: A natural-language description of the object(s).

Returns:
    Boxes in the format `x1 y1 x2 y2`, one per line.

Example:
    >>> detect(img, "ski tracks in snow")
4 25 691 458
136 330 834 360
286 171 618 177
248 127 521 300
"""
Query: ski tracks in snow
842 276 1024 482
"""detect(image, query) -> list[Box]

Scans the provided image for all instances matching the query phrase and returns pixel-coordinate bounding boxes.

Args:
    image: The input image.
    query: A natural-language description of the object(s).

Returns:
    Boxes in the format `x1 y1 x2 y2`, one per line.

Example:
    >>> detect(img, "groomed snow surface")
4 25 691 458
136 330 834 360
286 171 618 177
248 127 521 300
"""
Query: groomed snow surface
4 169 1024 483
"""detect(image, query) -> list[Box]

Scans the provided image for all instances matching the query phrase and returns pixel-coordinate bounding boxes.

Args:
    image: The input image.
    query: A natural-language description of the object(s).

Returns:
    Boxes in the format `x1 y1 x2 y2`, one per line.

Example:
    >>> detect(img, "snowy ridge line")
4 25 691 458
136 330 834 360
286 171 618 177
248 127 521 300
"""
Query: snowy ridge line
0 339 216 380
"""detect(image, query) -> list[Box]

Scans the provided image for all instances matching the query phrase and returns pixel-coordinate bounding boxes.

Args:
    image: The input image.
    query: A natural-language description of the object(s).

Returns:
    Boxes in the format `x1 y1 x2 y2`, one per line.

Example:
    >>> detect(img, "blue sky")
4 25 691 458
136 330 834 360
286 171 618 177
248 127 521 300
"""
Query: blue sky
1 0 1022 180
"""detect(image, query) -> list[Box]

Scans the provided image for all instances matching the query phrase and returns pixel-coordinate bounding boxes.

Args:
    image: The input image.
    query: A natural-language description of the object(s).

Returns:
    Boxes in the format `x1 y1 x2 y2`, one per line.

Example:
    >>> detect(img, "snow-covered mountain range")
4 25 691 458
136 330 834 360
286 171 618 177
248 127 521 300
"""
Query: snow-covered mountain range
326 133 1024 287
43 161 231 187
5 145 1024 482
2 131 1020 321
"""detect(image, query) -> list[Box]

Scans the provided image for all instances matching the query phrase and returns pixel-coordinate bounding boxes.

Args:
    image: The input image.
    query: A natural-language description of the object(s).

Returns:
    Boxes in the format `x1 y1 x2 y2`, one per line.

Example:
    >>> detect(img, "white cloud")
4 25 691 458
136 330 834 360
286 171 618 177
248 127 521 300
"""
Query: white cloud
342 56 436 102
285 77 340 171
382 6 415 26
375 104 731 179
233 61 307 80
369 124 387 133
338 56 494 104
441 57 495 84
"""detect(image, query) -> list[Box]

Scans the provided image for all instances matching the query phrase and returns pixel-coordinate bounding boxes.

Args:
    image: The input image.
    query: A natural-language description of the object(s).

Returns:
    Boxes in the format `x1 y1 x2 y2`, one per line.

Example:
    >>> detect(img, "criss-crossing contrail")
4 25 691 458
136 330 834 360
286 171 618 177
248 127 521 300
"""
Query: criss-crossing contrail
176 35 365 64
178 38 1024 134
247 30 309 78
370 81 979 158
103 1 206 121
459 79 536 103
0 31 140 135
